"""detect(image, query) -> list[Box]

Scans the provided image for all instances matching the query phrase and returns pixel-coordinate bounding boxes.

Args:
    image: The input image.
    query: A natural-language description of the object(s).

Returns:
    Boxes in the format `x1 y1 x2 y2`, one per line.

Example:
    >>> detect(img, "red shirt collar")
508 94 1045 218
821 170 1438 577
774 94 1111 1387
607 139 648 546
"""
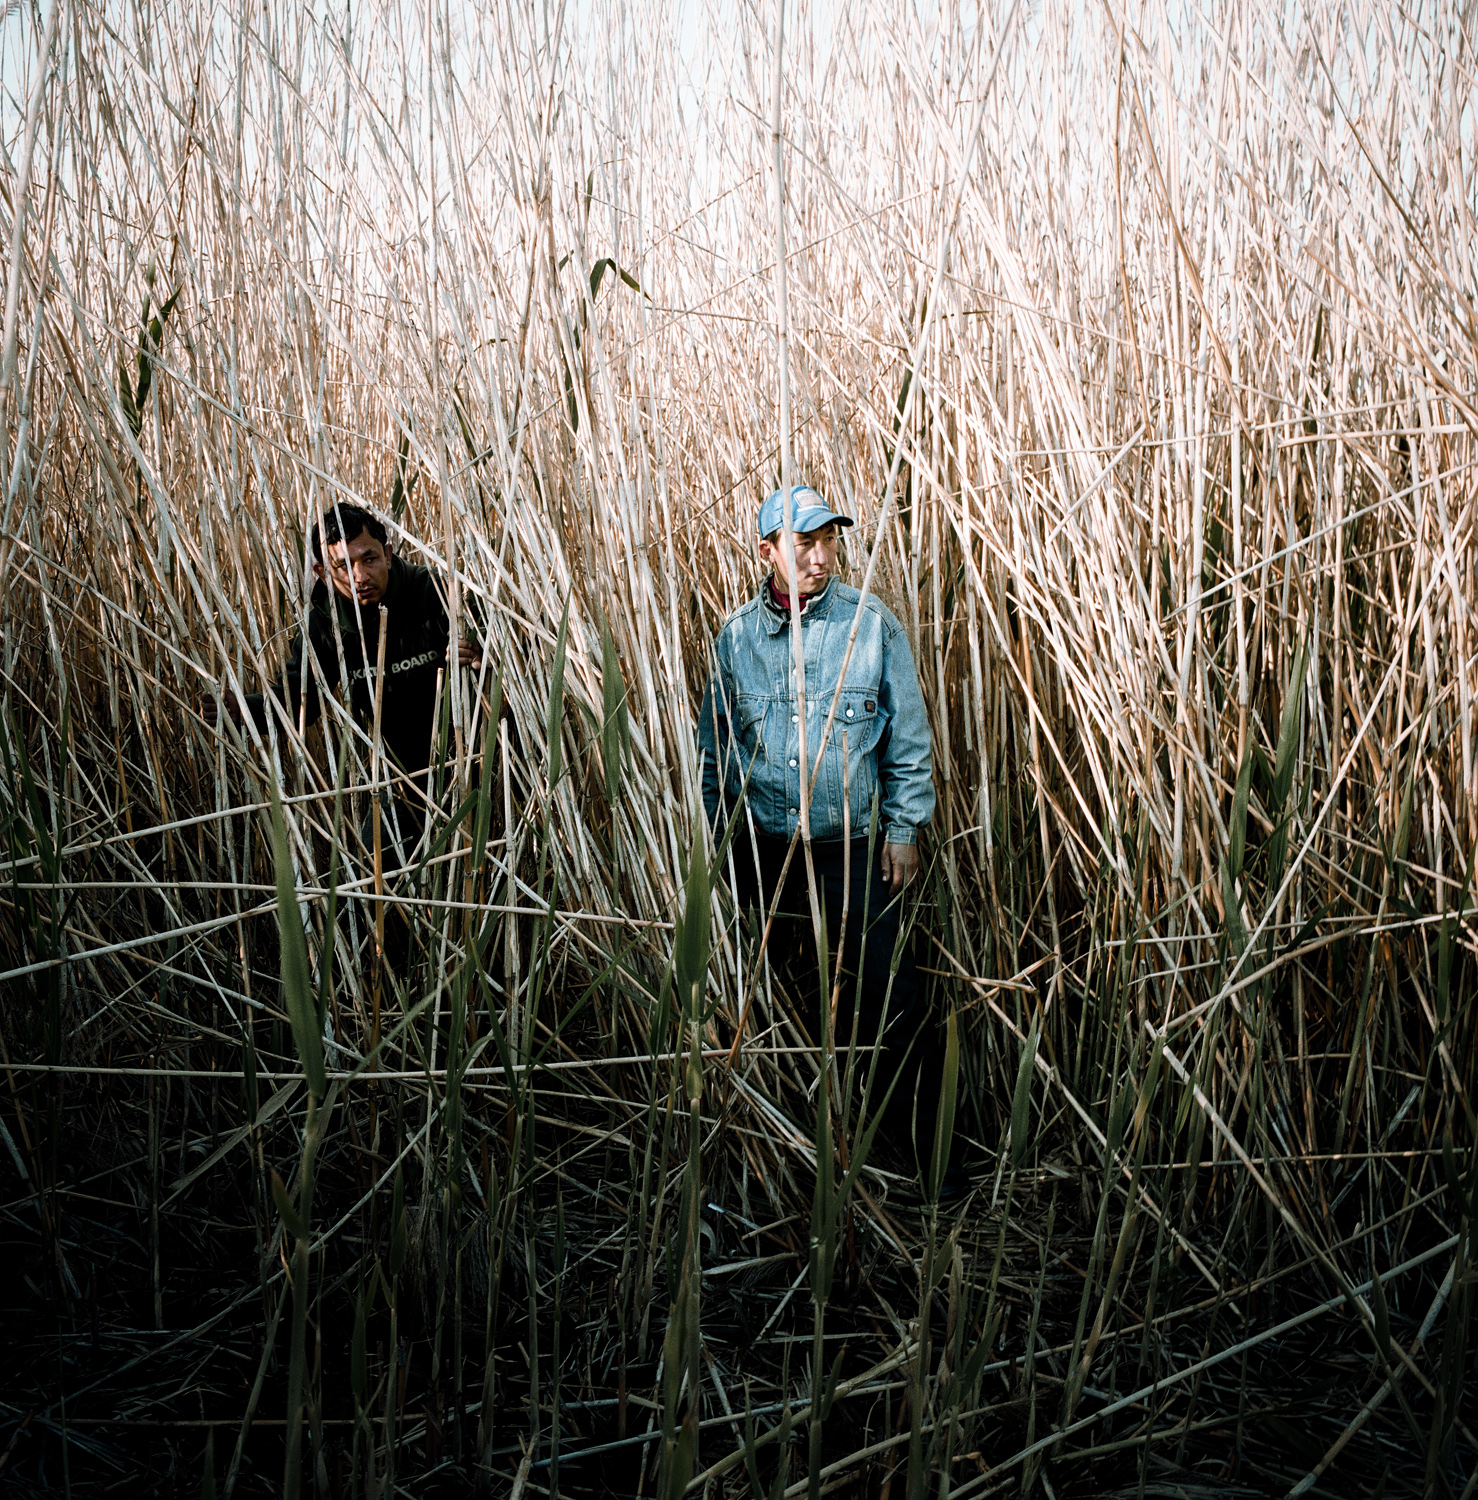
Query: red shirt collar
767 576 813 614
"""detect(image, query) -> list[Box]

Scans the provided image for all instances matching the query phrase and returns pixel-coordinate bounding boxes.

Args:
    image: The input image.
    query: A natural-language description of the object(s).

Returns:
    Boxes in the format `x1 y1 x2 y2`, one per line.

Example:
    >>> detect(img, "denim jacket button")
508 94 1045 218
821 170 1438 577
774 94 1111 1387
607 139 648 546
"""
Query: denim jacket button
789 758 797 767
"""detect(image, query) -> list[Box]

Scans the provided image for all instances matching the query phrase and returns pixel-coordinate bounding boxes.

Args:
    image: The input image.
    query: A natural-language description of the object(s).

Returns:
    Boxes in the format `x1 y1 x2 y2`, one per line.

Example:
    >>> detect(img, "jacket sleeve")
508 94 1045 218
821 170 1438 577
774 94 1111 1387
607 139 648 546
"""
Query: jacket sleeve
875 622 934 845
245 627 330 738
696 634 731 836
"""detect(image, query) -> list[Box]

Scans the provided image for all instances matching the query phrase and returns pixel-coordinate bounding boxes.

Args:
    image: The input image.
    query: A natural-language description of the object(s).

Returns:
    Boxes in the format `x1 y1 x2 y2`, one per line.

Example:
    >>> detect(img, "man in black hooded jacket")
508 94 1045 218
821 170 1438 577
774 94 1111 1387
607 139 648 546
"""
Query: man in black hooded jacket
209 504 479 787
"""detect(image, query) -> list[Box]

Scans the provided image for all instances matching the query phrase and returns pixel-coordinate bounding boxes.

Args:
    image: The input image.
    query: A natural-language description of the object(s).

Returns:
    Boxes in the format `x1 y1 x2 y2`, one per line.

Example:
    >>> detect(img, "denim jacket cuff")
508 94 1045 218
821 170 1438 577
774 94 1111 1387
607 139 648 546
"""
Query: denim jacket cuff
881 825 919 847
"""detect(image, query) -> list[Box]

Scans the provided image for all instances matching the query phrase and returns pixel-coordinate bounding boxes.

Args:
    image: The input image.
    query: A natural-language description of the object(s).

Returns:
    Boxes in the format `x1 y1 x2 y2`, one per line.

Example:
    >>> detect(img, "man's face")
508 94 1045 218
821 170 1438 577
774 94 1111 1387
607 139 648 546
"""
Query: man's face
316 529 393 607
759 523 838 596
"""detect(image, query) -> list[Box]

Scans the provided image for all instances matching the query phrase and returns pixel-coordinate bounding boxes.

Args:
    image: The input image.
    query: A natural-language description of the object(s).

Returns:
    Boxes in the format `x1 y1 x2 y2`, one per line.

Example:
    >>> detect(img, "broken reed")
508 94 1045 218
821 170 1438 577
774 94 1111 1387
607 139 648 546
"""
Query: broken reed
1 0 1476 1493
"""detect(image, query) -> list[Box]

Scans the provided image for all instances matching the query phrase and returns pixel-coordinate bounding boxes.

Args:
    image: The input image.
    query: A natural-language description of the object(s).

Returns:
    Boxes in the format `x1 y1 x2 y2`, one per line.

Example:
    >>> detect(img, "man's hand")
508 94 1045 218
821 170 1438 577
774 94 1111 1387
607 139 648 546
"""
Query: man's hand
880 841 920 897
452 639 482 672
203 696 242 730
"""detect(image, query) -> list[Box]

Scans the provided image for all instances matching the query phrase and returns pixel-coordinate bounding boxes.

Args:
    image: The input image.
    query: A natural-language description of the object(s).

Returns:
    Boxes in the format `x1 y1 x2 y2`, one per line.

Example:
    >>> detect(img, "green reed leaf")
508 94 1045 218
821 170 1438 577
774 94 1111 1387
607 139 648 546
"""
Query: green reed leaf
271 1169 307 1242
471 657 503 872
547 595 570 789
270 781 324 1099
601 615 629 808
1268 628 1310 883
929 1006 960 1201
674 818 710 1032
1228 736 1253 881
388 425 416 522
1221 858 1248 956
351 1289 367 1404
1010 1014 1040 1170
389 1165 407 1277
1370 1270 1392 1366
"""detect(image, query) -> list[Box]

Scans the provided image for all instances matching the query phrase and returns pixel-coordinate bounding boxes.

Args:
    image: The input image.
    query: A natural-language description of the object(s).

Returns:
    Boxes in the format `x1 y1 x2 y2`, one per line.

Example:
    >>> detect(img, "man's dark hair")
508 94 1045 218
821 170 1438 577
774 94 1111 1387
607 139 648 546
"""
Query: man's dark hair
312 503 388 562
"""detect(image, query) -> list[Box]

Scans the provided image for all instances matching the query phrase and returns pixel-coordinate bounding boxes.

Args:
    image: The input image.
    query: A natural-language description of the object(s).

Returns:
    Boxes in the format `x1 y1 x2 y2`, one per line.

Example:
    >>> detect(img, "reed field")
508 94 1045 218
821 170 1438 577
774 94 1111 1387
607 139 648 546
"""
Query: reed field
1 0 1476 1493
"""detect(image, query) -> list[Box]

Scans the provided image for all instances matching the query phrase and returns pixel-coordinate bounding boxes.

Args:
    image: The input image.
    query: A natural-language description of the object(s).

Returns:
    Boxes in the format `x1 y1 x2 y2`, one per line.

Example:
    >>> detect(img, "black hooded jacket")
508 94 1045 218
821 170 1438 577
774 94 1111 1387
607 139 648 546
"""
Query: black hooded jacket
246 556 453 775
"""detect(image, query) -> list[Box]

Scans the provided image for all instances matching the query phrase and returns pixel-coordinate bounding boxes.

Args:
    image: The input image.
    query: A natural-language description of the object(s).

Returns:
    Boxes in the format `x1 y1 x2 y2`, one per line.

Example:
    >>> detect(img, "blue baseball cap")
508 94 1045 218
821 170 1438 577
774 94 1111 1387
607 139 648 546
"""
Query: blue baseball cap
756 486 854 539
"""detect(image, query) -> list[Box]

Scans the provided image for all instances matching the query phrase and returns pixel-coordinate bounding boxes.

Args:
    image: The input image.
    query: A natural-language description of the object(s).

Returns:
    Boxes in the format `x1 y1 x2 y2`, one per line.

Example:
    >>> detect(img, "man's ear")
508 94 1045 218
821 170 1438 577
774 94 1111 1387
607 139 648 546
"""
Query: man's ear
311 561 326 583
757 537 774 568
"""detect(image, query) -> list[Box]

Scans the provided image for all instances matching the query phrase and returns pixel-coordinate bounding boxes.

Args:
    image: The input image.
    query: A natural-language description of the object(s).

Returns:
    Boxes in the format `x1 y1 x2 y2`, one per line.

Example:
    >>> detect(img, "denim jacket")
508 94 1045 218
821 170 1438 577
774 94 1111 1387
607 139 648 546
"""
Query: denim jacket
698 578 935 845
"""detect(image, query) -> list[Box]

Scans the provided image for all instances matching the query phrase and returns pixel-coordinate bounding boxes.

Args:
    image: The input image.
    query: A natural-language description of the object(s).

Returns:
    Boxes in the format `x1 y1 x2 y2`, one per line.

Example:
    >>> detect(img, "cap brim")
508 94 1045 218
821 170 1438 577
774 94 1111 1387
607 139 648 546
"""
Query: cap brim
762 506 854 534
793 507 853 531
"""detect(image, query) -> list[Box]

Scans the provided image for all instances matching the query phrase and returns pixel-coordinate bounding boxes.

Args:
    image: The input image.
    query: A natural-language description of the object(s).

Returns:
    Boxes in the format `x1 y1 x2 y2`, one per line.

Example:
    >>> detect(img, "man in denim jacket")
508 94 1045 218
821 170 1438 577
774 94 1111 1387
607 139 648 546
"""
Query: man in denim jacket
698 485 941 1161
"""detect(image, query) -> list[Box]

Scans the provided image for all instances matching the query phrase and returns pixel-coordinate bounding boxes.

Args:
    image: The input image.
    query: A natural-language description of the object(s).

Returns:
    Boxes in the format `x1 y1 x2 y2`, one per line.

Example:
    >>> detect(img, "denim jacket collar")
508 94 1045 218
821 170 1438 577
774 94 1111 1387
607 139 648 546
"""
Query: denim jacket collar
758 574 837 635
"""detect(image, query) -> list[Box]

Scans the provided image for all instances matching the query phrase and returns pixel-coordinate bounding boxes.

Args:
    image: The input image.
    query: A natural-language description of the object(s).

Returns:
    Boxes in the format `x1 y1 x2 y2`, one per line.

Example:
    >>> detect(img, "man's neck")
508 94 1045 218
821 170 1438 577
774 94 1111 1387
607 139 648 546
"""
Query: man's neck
768 575 823 613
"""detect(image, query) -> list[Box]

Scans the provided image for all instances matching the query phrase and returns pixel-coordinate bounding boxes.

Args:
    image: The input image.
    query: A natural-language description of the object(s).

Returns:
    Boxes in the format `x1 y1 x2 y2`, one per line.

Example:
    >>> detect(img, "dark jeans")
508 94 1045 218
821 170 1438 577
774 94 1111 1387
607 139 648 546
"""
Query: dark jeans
728 833 943 1163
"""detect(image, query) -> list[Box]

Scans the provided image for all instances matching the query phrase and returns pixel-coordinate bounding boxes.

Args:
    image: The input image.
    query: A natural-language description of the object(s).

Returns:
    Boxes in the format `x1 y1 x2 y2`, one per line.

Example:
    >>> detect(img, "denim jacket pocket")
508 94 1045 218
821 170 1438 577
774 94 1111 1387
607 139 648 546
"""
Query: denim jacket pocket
726 695 767 801
736 695 767 747
835 689 883 754
829 691 881 831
